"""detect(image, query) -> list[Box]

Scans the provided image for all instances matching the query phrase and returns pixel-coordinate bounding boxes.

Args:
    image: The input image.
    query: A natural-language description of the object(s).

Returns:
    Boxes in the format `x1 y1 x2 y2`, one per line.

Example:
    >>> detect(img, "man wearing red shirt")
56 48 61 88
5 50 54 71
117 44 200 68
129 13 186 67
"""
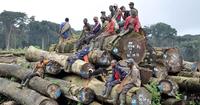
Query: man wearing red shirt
124 9 141 33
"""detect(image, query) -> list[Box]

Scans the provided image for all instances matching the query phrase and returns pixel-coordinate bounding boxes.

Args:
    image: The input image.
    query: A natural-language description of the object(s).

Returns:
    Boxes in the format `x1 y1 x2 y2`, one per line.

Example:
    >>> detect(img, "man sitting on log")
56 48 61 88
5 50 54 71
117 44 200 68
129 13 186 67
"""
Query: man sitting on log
19 56 49 88
114 58 141 105
102 60 127 98
120 7 141 36
76 18 91 51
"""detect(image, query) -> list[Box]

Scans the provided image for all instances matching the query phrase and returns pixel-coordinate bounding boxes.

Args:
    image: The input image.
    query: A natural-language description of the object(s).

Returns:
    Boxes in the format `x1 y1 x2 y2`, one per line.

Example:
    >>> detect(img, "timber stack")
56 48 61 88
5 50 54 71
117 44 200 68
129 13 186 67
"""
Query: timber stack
0 29 200 105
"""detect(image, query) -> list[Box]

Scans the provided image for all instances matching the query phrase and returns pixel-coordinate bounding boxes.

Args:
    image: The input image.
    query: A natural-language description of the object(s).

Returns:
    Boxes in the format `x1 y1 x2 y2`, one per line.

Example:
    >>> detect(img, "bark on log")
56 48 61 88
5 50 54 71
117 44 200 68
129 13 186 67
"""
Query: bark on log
0 51 25 56
153 64 168 80
0 56 17 64
177 71 200 78
162 98 186 105
45 77 95 104
168 76 200 92
0 78 58 105
63 75 152 105
0 63 61 99
158 79 178 96
25 46 93 78
1 101 17 105
56 38 77 53
93 32 146 64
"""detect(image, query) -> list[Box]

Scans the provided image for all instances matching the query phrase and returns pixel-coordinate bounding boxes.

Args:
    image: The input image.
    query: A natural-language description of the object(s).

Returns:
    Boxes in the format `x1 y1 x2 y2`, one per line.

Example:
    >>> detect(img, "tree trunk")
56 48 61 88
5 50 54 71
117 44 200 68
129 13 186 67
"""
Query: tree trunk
158 79 178 96
97 32 147 64
154 48 182 73
168 76 200 92
25 46 94 78
182 60 198 72
63 75 152 105
0 63 61 99
42 37 45 50
177 71 200 78
162 98 185 105
45 77 95 104
6 25 13 50
0 78 58 105
1 101 17 105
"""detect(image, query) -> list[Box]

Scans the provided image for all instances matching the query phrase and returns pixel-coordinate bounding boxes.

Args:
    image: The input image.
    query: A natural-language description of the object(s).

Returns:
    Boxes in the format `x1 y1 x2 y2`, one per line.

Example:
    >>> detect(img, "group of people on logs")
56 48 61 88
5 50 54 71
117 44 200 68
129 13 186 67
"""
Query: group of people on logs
56 2 141 52
19 2 143 105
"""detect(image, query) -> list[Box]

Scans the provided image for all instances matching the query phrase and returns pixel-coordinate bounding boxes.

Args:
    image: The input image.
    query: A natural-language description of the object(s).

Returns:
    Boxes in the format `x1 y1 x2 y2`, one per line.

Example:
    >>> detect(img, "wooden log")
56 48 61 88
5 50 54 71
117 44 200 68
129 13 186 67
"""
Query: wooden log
0 51 25 56
89 101 102 105
182 60 198 72
88 49 111 67
45 77 95 104
25 46 94 78
0 56 17 64
56 38 77 53
0 78 58 105
63 75 152 105
153 64 168 80
177 71 200 78
93 32 146 64
168 76 200 92
162 98 186 105
158 79 178 96
161 48 182 73
0 63 61 99
1 101 17 105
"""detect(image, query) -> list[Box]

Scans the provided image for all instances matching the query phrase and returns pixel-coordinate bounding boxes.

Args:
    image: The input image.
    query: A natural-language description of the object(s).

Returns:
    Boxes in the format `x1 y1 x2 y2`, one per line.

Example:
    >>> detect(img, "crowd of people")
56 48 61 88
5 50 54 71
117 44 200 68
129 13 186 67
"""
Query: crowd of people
58 2 141 51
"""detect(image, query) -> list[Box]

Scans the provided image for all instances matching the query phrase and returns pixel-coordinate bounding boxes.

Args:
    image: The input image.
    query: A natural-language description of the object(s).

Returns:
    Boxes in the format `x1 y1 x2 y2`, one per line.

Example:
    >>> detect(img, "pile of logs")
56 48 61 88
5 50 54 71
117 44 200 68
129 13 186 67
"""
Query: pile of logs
0 32 200 105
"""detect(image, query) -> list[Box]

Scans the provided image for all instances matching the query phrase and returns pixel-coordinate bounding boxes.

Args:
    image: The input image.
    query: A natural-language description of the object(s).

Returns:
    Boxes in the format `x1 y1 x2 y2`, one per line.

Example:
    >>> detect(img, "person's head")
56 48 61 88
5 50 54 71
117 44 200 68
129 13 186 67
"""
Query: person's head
109 5 114 12
65 17 69 22
129 2 134 9
83 18 88 24
113 3 118 10
120 6 126 12
111 60 117 67
100 16 106 23
130 9 137 18
93 16 98 23
126 58 135 68
40 56 45 62
107 15 112 22
101 11 106 15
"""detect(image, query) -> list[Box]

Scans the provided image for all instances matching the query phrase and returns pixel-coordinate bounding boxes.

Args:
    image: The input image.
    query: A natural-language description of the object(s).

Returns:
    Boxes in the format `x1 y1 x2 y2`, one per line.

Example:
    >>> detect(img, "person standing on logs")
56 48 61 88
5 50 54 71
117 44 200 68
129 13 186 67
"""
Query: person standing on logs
109 5 115 18
19 56 49 88
129 2 138 16
102 60 127 98
100 14 108 32
76 18 91 51
56 17 72 52
113 58 141 105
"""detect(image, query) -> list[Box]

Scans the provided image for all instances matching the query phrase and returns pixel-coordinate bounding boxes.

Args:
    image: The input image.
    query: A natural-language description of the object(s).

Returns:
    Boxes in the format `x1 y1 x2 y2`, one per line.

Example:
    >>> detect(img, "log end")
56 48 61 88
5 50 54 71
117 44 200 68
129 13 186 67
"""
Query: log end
47 84 61 99
158 79 178 96
78 87 95 104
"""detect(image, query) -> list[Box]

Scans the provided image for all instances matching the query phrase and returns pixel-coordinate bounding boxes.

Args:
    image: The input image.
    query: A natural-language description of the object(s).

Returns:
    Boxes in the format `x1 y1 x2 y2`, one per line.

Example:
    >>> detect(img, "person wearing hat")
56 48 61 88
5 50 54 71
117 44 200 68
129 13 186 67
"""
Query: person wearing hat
100 11 107 19
92 16 101 35
102 59 127 98
116 58 141 105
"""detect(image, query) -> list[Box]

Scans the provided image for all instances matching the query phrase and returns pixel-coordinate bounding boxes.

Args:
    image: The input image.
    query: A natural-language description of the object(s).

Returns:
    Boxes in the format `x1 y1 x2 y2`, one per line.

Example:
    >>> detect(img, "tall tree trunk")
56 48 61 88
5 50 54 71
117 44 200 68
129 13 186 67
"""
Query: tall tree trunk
6 25 12 50
0 78 58 105
0 63 61 99
42 36 45 50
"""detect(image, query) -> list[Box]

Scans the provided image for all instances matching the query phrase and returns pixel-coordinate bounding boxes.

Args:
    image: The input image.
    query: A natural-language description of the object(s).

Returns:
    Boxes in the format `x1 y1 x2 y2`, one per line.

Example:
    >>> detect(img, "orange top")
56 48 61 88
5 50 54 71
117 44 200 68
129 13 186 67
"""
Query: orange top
35 60 49 77
105 19 115 35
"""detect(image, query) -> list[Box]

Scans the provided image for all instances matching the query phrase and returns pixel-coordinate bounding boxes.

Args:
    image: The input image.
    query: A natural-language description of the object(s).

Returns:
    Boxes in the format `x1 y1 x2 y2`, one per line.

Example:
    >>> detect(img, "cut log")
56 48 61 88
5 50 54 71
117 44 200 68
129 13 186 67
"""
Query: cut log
0 78 58 105
63 75 152 105
182 61 198 72
93 32 146 64
177 71 200 78
89 101 102 105
158 79 178 96
25 46 94 78
162 98 186 105
0 51 25 56
45 77 95 104
153 64 168 80
0 63 61 99
168 76 200 92
0 56 17 64
88 49 111 67
56 38 77 53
